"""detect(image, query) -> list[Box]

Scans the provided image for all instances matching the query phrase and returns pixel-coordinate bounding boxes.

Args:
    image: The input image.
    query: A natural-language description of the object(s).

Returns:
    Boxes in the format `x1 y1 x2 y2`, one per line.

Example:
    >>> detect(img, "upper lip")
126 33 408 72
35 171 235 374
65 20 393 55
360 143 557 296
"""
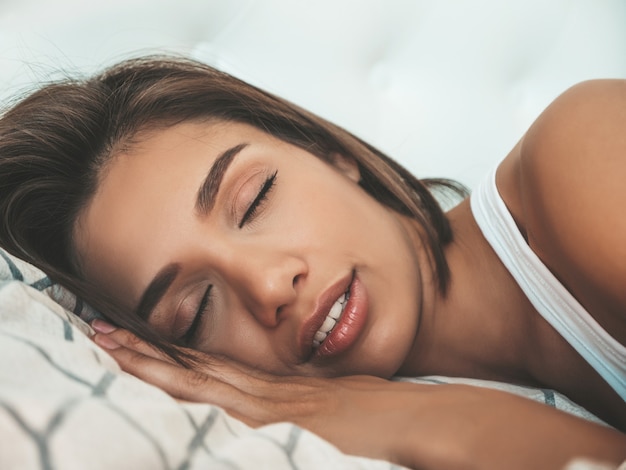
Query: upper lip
298 271 353 361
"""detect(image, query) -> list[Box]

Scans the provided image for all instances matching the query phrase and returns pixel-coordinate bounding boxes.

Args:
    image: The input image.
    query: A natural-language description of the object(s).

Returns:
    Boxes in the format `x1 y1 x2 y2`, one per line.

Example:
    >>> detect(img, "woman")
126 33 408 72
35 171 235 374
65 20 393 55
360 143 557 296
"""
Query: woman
0 56 624 469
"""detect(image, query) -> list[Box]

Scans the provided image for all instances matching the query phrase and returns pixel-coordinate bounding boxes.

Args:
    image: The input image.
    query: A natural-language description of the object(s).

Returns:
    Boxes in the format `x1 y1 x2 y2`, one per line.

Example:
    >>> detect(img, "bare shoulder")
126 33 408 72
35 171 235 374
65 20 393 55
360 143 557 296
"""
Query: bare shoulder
516 79 626 337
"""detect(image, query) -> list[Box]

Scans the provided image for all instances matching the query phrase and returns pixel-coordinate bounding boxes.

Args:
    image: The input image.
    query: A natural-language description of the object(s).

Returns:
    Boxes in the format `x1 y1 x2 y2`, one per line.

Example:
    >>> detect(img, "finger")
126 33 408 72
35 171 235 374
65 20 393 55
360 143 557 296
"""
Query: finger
95 334 288 427
92 330 303 428
192 352 280 385
94 333 246 405
91 320 177 364
92 321 284 396
91 320 270 390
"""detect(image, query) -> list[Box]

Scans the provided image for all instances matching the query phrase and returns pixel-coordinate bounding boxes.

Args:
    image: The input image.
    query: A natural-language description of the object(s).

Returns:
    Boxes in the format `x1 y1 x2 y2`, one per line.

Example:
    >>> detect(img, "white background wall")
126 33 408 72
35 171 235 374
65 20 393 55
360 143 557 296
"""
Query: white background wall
1 0 625 188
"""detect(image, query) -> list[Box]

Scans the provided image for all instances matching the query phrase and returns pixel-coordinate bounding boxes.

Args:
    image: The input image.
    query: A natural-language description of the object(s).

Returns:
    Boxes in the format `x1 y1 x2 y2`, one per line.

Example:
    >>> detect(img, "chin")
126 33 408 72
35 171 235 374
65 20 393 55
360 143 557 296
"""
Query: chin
339 336 413 378
359 321 416 377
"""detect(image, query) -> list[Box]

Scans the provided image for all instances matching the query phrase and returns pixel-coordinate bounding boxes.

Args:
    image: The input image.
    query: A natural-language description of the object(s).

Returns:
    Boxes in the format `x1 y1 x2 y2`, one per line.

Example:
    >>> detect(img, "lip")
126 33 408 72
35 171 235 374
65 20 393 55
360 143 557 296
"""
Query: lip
299 270 368 361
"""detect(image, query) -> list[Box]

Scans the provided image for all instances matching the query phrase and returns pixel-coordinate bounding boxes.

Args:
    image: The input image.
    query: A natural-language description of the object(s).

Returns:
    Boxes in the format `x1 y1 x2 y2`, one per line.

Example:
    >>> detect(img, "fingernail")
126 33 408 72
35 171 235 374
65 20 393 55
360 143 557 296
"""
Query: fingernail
94 333 121 350
91 319 117 334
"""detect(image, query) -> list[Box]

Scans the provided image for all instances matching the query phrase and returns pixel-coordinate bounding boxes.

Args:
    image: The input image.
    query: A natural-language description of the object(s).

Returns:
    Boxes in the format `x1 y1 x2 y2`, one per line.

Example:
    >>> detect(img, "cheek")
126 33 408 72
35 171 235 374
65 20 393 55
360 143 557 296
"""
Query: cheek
284 175 373 242
373 213 424 310
355 214 425 375
198 310 286 372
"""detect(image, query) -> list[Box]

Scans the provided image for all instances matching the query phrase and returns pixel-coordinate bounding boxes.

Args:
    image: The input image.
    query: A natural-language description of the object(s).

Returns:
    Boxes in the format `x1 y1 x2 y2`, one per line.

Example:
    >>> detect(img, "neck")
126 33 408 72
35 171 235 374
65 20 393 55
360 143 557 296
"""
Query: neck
397 199 541 386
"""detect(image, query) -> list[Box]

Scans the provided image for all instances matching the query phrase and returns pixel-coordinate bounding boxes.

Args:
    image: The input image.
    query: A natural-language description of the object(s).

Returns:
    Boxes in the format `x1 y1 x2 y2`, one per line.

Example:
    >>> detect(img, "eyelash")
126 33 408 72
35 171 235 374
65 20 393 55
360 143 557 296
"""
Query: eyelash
181 285 212 346
238 170 277 228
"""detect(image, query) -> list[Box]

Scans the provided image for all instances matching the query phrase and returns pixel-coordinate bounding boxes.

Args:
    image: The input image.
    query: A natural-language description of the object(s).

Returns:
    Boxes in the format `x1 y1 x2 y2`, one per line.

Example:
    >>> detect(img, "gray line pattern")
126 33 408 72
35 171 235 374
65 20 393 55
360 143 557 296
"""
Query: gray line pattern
92 372 116 397
2 332 93 388
103 401 172 470
72 296 83 316
30 276 53 291
0 401 52 470
542 389 556 407
0 251 23 281
254 432 299 470
62 320 73 341
179 408 218 470
180 408 241 469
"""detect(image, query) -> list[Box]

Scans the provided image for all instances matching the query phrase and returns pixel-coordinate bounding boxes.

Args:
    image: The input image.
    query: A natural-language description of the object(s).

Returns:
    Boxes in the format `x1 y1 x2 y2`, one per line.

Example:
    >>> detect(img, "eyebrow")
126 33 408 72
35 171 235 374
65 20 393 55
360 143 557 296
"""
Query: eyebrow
195 143 248 215
135 263 180 320
135 143 248 321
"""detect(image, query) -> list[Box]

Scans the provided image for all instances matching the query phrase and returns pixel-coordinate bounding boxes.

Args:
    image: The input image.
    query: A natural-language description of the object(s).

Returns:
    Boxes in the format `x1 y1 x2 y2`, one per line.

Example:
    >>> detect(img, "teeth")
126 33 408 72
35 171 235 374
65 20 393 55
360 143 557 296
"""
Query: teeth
328 295 344 320
312 291 349 349
320 315 337 333
314 330 328 342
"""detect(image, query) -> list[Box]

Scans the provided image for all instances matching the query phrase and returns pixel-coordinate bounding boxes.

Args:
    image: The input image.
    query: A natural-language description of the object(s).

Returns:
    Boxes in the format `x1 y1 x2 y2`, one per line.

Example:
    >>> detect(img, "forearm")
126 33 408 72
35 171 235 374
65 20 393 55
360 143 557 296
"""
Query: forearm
395 384 626 470
93 326 626 470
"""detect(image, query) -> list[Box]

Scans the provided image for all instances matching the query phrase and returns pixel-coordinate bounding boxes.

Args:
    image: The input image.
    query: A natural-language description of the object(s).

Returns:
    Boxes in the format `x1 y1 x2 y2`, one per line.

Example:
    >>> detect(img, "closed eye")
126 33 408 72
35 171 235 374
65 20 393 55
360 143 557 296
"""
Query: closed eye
239 170 277 228
181 285 212 346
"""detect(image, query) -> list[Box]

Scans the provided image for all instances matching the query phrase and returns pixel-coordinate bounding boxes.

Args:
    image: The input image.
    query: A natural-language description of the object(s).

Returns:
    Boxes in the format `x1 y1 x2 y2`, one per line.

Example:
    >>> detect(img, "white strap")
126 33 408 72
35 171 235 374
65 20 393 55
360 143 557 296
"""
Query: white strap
470 168 626 401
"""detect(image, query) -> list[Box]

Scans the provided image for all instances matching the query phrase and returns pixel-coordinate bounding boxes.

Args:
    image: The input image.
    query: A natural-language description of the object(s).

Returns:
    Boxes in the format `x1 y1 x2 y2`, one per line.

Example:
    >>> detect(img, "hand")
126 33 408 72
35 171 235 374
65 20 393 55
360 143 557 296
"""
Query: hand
92 321 626 470
91 319 417 465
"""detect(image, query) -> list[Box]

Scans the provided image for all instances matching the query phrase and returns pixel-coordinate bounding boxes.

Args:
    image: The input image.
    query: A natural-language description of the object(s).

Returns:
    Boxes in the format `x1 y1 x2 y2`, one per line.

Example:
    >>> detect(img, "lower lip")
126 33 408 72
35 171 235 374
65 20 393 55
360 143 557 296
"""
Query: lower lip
315 274 368 358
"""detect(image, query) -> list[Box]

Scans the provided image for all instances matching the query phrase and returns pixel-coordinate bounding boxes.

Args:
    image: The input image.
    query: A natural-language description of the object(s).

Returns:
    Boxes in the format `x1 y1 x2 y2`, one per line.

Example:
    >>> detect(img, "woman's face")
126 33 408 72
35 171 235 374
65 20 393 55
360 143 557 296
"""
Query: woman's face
76 120 429 378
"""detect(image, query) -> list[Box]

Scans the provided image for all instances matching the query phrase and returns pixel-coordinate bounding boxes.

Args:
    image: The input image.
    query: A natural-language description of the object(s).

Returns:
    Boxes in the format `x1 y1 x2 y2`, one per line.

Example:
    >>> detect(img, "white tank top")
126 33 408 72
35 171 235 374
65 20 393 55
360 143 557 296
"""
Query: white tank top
470 168 626 401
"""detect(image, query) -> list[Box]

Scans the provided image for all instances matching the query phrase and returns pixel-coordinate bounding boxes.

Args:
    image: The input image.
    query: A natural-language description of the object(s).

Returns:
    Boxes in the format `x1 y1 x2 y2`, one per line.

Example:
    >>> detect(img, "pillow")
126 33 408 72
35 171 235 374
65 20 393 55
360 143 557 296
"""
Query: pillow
0 247 607 469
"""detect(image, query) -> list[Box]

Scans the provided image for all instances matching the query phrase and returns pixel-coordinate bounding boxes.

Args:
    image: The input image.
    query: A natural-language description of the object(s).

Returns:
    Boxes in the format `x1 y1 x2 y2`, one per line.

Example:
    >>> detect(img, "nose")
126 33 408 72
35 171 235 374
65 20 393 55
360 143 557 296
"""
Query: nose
222 248 307 328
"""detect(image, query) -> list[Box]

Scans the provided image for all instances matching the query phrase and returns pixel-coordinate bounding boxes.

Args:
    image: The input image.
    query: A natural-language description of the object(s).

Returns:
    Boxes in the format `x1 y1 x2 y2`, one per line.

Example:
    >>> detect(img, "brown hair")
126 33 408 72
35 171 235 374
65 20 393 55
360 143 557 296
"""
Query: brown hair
0 55 466 360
